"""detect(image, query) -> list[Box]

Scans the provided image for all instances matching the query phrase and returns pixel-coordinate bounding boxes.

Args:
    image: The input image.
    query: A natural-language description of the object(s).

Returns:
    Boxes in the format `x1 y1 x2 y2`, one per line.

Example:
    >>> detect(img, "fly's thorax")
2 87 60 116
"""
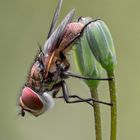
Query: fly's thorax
27 53 51 92
27 58 63 93
27 48 70 93
27 61 44 90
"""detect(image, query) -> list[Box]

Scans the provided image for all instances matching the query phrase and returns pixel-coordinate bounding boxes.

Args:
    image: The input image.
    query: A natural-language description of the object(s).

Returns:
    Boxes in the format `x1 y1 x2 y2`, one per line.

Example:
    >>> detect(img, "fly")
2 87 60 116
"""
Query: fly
19 0 112 117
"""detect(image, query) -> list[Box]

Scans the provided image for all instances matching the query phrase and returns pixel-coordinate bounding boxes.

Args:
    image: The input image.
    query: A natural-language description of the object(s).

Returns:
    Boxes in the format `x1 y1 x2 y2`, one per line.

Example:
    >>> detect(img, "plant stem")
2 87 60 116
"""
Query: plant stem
90 87 102 140
107 71 117 140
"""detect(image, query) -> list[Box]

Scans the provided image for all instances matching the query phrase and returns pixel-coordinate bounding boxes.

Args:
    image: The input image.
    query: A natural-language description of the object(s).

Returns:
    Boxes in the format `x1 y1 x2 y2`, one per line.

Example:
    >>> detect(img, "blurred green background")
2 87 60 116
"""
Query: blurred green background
0 0 139 140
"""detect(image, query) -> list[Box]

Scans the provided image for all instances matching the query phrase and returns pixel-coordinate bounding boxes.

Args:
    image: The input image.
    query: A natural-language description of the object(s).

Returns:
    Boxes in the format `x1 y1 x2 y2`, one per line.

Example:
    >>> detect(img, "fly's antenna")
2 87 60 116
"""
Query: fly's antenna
47 0 63 39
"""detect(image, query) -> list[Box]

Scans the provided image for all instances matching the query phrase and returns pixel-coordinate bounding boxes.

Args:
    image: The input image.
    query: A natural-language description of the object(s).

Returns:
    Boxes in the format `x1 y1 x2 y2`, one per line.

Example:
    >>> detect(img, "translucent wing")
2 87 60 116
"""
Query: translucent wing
47 0 63 38
43 9 75 54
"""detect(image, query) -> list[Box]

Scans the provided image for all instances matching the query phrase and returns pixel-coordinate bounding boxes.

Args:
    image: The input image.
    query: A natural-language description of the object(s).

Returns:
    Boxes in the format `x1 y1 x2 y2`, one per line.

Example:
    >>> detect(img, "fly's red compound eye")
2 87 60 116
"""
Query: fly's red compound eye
19 87 55 116
19 87 44 116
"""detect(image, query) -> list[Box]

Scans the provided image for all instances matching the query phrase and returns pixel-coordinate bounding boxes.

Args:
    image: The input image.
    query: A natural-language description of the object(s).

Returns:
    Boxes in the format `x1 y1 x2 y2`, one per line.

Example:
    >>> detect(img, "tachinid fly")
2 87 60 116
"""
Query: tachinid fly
19 0 112 117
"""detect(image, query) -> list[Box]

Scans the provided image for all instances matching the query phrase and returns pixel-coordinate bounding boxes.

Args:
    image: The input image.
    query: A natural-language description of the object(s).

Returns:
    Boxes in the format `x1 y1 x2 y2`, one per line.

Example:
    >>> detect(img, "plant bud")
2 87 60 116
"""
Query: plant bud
73 18 102 88
79 17 117 73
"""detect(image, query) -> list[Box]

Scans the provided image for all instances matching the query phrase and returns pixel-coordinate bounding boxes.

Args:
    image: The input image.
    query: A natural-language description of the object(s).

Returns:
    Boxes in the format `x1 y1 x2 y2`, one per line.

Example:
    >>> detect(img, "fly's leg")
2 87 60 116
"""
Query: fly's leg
63 71 113 81
54 95 94 107
59 80 112 106
59 52 70 71
77 17 101 22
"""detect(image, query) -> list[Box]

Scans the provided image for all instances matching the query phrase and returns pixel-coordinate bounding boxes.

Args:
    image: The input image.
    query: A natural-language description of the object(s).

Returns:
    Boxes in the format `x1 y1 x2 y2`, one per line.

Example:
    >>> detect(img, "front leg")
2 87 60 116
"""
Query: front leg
63 71 113 81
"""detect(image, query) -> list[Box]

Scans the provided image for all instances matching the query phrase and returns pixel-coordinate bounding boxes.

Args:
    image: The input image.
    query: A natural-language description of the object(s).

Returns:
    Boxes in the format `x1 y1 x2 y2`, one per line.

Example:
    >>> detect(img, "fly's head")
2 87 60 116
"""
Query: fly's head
19 52 55 117
19 86 55 117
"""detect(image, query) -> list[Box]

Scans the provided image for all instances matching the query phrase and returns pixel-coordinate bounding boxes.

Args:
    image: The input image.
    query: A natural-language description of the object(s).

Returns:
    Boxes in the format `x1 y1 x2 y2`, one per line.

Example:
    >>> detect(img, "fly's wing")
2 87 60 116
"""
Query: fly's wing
47 0 63 39
43 9 75 54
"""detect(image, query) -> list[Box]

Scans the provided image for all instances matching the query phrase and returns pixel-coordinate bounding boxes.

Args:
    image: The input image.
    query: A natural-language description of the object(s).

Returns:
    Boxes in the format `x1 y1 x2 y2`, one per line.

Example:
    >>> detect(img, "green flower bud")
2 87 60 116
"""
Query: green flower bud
73 19 103 88
79 17 117 73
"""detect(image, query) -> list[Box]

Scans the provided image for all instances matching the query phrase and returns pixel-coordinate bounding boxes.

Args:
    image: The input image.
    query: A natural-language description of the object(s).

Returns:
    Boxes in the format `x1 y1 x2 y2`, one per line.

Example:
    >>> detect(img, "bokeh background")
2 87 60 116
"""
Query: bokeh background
0 0 139 140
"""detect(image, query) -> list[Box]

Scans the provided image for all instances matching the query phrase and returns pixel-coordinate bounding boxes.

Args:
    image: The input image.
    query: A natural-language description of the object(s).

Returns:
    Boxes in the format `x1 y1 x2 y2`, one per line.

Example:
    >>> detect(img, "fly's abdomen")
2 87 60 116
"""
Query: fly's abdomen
59 22 84 52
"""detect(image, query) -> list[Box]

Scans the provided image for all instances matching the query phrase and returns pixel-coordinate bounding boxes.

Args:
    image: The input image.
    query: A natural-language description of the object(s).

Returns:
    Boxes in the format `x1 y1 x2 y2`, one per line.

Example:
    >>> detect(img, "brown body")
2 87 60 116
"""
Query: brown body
19 0 87 116
27 22 84 94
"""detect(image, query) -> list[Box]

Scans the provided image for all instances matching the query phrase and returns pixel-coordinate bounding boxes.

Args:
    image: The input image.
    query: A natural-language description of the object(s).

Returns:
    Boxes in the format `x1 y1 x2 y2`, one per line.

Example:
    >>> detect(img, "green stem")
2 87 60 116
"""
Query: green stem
90 87 102 140
107 71 117 140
